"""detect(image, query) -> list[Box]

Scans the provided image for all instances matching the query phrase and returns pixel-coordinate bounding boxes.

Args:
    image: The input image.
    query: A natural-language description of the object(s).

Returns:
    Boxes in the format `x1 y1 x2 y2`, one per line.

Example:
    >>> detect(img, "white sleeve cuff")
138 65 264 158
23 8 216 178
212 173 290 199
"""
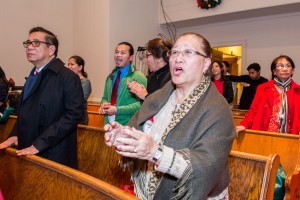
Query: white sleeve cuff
154 145 174 173
154 146 188 178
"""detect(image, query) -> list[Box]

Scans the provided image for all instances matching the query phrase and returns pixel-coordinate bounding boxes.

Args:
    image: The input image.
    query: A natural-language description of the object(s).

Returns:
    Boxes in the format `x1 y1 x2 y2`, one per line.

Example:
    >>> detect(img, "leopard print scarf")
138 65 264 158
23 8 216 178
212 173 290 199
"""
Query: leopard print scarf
142 76 211 199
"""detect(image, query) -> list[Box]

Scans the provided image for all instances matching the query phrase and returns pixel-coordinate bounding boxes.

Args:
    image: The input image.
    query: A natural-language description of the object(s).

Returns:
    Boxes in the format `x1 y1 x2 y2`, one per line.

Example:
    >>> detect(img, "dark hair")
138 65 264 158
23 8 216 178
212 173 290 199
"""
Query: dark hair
147 38 173 63
178 32 212 58
118 42 134 56
7 91 20 112
29 27 59 57
69 55 88 78
222 61 230 68
0 66 9 87
177 32 212 77
247 63 261 72
271 55 295 79
211 61 225 81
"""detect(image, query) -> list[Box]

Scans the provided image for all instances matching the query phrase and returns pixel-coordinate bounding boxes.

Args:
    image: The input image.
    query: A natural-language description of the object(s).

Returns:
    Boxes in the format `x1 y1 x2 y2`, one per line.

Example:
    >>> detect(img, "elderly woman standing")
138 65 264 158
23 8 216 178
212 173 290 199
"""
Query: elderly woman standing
236 55 300 135
68 56 92 125
104 32 235 199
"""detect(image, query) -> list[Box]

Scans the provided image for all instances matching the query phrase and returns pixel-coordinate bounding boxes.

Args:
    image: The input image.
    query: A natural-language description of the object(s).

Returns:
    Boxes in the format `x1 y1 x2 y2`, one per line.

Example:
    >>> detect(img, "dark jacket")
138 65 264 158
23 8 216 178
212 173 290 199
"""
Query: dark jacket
227 75 268 109
10 58 84 168
222 78 234 104
0 80 8 113
146 64 171 95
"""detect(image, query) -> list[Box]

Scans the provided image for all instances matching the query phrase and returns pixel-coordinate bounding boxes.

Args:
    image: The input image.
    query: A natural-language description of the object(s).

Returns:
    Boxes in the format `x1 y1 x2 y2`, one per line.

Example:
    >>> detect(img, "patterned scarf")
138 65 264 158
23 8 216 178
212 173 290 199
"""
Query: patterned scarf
274 77 291 133
141 76 211 199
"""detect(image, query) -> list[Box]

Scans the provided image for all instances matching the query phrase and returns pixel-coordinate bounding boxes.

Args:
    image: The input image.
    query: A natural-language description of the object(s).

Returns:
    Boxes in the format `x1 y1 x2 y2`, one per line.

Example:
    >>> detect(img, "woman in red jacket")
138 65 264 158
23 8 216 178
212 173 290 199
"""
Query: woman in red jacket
236 55 300 135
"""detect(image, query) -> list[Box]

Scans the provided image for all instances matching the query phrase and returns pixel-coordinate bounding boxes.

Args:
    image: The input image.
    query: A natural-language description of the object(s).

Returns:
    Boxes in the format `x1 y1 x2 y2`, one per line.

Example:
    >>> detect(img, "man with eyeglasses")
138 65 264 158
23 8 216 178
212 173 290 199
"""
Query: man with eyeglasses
99 42 147 125
0 27 84 169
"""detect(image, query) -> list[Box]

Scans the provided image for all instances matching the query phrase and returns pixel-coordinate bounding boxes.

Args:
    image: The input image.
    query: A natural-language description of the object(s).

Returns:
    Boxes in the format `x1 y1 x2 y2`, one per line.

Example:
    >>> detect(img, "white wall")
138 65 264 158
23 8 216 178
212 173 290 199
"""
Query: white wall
160 0 300 23
73 0 110 102
168 12 300 83
72 0 160 102
0 0 160 103
0 0 73 86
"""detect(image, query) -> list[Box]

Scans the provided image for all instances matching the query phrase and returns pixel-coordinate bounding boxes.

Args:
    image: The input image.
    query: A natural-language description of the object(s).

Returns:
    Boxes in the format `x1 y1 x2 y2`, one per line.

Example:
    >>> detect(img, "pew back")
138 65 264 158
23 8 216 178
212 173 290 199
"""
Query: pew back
232 130 300 176
0 148 138 200
87 111 104 128
87 103 100 112
228 151 279 200
0 115 16 143
77 125 132 187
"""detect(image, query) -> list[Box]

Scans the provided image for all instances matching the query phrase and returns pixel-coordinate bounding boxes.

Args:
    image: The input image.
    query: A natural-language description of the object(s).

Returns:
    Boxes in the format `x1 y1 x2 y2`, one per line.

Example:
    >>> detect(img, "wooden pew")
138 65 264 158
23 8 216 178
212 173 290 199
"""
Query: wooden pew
0 117 285 199
87 103 100 112
231 109 246 126
231 108 248 117
232 129 300 199
228 151 279 200
87 111 104 128
0 115 16 143
77 125 132 187
0 147 139 200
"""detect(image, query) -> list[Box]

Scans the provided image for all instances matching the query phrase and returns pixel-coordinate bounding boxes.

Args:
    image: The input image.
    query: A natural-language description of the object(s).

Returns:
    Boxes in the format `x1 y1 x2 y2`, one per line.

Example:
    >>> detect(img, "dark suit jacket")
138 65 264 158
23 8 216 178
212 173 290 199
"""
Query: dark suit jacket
10 58 84 168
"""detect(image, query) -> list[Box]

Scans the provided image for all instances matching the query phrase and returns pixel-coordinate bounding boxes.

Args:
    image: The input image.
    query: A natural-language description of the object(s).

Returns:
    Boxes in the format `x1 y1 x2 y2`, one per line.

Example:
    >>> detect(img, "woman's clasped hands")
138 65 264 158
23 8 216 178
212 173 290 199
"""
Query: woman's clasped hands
104 121 158 161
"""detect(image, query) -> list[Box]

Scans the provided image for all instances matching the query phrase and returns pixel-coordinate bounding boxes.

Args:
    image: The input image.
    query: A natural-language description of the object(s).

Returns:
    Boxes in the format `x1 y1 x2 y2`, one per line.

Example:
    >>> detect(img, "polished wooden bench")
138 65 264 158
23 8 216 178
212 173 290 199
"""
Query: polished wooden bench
232 129 300 199
77 125 132 187
231 109 246 126
0 147 138 200
87 103 100 112
228 151 279 200
231 108 248 117
0 115 16 143
87 111 104 128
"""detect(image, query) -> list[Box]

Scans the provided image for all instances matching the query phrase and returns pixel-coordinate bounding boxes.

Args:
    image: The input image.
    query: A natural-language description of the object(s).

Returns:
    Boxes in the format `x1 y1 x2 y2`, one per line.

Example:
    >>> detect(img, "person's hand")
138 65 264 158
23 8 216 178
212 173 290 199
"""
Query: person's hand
235 125 246 136
100 103 117 116
240 82 250 87
16 145 39 156
104 122 131 147
104 105 117 115
127 81 148 100
0 136 18 149
99 102 111 114
114 127 159 161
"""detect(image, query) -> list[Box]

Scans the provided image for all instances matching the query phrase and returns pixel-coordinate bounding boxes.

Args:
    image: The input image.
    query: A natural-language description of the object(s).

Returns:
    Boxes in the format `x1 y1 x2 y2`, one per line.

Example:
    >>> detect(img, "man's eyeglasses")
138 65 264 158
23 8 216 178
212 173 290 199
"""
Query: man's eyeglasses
167 49 208 58
23 40 52 48
276 64 292 69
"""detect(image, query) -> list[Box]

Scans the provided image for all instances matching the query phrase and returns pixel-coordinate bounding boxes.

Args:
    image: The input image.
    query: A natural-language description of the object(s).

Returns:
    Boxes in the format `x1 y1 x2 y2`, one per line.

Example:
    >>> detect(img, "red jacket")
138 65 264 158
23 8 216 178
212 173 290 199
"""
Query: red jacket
241 80 300 134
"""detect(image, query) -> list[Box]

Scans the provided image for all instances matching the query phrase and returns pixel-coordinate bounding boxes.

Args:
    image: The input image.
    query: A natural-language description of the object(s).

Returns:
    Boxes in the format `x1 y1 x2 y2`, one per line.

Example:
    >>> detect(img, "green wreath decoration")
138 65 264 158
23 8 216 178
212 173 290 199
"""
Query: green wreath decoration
197 0 222 9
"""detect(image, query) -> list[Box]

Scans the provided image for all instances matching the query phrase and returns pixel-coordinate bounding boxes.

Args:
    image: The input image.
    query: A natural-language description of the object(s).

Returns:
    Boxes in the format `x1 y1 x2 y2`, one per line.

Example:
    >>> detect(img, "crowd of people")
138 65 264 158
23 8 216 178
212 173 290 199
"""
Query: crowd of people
0 25 299 199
